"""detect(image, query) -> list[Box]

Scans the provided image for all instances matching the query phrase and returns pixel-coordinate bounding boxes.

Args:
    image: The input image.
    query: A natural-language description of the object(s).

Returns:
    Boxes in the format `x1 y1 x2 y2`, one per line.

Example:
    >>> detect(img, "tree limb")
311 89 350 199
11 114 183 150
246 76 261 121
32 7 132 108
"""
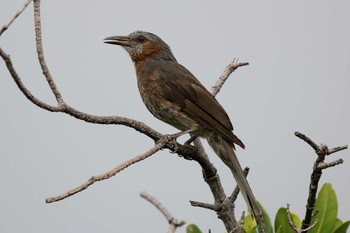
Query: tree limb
295 132 347 230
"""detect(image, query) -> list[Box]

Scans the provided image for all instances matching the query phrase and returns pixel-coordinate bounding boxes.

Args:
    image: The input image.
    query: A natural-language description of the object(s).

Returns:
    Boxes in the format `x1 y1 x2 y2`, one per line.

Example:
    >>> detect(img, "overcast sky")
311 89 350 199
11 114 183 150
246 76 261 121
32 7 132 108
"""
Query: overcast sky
1 1 349 232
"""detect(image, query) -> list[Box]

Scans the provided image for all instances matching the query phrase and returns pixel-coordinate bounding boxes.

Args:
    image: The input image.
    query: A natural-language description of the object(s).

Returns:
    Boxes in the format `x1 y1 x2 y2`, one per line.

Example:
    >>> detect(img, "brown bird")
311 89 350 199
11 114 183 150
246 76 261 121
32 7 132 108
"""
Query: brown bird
104 31 263 226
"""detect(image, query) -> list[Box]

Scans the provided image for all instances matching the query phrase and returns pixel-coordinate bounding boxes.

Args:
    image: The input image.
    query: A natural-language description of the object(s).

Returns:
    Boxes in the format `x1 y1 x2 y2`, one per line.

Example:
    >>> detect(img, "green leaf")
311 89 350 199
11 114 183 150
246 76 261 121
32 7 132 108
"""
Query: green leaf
332 218 343 232
186 224 202 233
275 225 283 233
274 207 301 233
243 213 257 233
258 202 273 233
333 221 350 233
308 183 338 233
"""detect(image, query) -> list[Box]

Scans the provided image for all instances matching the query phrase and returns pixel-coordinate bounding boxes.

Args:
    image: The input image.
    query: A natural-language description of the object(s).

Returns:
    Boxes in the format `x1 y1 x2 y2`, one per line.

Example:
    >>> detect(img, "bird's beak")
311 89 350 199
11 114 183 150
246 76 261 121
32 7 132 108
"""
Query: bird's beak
103 36 130 46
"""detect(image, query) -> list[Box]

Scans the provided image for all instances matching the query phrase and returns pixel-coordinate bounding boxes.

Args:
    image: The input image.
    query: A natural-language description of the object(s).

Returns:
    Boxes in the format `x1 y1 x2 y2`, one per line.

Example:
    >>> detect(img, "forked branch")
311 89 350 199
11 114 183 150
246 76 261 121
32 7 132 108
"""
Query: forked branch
295 132 347 230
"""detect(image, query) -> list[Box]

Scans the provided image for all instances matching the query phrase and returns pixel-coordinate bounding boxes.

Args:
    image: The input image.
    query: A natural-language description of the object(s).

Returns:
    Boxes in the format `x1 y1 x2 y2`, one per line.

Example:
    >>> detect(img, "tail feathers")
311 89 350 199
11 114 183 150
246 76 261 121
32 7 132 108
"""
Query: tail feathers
207 135 264 228
245 188 264 227
227 146 264 227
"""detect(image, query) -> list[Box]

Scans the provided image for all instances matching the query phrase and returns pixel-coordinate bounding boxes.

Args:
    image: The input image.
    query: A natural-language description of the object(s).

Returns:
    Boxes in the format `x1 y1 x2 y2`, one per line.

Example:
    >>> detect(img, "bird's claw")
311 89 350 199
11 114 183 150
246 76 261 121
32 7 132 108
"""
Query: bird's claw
162 134 179 153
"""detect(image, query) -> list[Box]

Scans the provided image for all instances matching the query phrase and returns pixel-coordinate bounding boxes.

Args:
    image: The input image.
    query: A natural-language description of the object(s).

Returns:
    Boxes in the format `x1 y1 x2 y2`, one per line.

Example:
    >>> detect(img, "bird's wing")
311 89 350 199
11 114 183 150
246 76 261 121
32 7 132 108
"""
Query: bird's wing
159 62 245 149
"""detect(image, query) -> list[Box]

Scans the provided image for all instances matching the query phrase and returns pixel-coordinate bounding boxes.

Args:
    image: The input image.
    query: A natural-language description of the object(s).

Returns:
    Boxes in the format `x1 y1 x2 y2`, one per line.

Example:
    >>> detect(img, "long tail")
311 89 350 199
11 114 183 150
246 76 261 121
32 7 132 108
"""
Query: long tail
207 135 264 228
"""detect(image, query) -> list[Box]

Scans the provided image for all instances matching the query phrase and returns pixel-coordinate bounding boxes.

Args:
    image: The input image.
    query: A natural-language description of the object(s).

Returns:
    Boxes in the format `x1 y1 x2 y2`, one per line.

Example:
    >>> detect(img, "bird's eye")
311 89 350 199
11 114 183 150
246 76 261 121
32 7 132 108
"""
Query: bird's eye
137 36 146 43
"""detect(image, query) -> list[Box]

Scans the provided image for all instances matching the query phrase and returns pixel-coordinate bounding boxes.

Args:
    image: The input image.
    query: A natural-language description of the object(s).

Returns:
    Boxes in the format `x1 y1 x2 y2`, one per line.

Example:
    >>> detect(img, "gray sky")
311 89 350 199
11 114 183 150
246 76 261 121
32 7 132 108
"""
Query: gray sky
1 1 349 232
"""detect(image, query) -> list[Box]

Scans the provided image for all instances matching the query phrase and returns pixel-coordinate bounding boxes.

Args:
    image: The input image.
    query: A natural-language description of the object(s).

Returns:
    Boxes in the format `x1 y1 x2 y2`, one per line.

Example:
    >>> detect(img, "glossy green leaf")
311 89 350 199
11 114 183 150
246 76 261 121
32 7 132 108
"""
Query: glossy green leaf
243 213 257 233
274 207 301 233
258 202 273 233
186 224 202 233
333 220 350 233
308 183 338 233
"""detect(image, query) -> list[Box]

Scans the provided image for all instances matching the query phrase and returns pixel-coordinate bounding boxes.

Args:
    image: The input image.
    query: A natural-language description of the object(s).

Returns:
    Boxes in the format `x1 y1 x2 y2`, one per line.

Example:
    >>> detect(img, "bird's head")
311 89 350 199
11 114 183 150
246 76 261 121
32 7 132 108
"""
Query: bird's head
104 31 176 63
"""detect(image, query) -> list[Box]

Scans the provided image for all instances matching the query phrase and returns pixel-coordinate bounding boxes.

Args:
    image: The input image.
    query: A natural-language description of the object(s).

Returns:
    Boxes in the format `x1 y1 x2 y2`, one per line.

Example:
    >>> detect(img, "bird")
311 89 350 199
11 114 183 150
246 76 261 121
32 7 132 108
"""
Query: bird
104 31 263 226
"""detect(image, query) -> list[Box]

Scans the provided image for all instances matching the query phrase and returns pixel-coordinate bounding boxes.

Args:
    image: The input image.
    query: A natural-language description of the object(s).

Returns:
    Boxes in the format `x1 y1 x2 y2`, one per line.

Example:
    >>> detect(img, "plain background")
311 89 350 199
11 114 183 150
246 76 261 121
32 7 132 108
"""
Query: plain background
1 1 349 232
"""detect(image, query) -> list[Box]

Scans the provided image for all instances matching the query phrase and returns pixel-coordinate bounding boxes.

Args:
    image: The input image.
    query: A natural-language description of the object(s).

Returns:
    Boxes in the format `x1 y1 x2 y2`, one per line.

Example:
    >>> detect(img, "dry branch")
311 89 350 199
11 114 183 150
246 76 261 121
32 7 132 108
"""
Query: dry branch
140 192 186 233
46 139 167 203
295 132 347 230
0 0 32 36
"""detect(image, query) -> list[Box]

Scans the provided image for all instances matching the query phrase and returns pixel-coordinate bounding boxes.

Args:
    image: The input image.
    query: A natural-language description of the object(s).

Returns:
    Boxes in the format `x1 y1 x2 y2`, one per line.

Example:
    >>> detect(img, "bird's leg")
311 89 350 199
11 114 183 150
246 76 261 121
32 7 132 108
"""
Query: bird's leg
165 129 194 153
171 129 194 139
184 134 197 145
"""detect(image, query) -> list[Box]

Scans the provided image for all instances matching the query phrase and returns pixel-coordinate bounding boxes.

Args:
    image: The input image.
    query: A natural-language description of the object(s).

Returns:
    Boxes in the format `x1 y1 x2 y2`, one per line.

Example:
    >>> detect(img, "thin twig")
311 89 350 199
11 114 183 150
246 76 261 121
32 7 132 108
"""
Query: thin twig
230 167 249 202
0 47 59 111
286 204 301 233
0 0 32 36
327 145 348 155
45 129 192 203
140 192 185 233
317 159 344 170
46 139 167 203
286 204 318 233
141 192 174 222
294 132 319 152
33 0 64 104
189 200 221 211
211 58 249 96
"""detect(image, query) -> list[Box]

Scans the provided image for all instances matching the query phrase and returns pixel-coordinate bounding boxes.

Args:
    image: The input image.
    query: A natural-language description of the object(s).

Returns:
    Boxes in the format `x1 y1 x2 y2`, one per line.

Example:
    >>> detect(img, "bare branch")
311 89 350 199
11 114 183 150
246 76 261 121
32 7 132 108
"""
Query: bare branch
0 47 60 111
189 200 220 211
140 192 186 233
294 132 319 152
211 58 249 96
33 0 63 104
327 145 348 155
46 140 167 203
45 129 192 203
141 192 175 223
295 131 347 230
230 167 249 202
317 159 344 170
0 0 32 37
190 196 240 231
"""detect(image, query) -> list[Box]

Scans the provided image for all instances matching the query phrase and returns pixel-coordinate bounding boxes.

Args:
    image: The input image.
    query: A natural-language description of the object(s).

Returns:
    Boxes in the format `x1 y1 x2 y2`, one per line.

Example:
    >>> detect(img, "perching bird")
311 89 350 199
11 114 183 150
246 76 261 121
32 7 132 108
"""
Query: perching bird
104 31 263 226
